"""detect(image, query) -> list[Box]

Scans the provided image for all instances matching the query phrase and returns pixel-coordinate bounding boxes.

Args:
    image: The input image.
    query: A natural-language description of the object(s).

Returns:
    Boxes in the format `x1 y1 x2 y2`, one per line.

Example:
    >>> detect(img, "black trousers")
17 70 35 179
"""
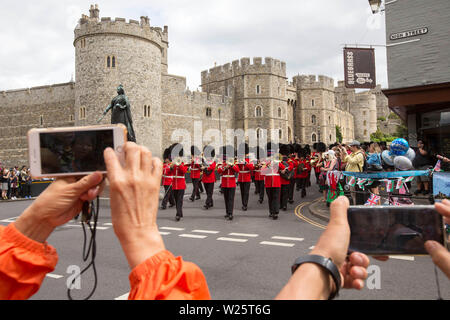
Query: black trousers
266 187 280 215
223 187 235 216
204 182 214 208
199 181 204 193
161 185 175 208
296 178 307 196
173 189 185 217
280 184 290 209
239 182 250 208
190 178 201 199
255 180 265 201
288 179 295 201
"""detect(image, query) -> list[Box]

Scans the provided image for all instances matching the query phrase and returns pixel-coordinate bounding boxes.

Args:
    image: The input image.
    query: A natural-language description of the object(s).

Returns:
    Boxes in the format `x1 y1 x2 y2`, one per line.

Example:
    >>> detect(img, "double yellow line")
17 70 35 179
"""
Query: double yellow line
294 198 327 230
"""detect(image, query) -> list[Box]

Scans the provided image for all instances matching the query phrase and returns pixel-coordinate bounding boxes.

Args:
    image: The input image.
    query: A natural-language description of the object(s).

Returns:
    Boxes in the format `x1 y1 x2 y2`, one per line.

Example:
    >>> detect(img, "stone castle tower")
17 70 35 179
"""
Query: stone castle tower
74 5 166 156
201 57 293 143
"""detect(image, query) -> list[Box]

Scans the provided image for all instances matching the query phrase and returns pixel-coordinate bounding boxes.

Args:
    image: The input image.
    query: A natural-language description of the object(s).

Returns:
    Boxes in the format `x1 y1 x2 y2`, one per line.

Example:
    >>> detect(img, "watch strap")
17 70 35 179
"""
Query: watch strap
291 255 341 300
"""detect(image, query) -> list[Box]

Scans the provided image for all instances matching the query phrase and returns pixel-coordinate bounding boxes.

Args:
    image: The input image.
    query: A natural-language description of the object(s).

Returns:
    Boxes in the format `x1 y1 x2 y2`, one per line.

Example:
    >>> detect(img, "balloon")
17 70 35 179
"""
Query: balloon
394 156 413 171
390 138 409 156
381 150 395 166
405 148 416 162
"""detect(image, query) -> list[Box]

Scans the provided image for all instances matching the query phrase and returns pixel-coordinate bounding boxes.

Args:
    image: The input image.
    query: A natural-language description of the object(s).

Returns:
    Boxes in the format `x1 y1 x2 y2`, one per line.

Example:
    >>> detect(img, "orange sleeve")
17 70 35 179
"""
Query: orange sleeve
0 224 58 300
128 250 211 300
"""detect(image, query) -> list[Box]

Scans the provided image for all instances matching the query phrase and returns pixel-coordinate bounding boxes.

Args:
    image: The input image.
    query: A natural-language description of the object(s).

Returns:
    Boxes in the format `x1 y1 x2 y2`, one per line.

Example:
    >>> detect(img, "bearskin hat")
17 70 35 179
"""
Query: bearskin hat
203 145 215 159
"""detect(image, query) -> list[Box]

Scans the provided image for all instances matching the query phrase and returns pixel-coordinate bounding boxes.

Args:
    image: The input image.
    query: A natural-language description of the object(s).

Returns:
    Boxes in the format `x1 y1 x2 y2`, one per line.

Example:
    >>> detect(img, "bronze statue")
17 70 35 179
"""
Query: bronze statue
99 85 136 142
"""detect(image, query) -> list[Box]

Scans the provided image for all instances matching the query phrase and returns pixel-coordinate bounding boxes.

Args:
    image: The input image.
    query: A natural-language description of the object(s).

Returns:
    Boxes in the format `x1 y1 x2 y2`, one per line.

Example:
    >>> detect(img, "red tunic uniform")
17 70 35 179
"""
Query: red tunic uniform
202 161 216 184
262 162 285 188
253 161 265 181
237 160 254 183
189 161 202 179
295 159 311 179
162 164 173 186
280 160 294 185
172 164 188 190
217 163 239 188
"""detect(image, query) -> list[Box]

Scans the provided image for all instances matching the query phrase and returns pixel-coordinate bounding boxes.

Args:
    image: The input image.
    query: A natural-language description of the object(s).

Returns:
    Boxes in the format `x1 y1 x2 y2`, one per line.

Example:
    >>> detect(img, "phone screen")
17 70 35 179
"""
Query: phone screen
39 129 114 174
348 206 445 255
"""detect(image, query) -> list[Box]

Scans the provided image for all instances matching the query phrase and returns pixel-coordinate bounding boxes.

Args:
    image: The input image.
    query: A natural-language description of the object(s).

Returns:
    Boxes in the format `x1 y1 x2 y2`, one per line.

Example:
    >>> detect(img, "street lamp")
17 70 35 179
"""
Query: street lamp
368 0 382 14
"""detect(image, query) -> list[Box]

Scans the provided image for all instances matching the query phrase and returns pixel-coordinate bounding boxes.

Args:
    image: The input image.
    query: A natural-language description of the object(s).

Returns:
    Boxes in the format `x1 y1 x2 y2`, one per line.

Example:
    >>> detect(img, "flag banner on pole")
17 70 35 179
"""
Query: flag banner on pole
357 178 368 190
342 170 430 179
404 176 414 183
366 179 374 186
395 178 403 190
386 180 394 193
433 160 442 172
365 193 380 206
347 176 356 187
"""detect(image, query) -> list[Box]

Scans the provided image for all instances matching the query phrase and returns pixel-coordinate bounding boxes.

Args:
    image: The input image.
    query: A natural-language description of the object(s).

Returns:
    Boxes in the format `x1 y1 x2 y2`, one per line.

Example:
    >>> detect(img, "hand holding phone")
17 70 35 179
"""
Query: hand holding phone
348 206 446 256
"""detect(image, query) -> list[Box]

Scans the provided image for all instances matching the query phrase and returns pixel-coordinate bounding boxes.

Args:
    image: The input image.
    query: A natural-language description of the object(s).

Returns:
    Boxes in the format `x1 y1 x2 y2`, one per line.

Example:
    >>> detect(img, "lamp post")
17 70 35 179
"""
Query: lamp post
368 0 382 14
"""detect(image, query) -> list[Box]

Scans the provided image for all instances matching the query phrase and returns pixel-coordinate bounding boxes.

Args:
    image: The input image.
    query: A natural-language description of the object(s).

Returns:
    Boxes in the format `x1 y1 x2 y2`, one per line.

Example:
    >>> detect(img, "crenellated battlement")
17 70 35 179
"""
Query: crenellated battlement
293 74 335 91
74 5 168 48
201 57 286 85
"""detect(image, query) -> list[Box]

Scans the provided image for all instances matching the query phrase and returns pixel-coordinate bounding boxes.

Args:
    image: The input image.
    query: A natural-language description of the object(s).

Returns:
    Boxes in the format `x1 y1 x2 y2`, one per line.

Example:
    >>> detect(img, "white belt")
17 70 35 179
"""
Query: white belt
239 171 250 173
191 168 200 170
265 173 280 176
162 176 172 178
173 176 185 179
223 175 235 178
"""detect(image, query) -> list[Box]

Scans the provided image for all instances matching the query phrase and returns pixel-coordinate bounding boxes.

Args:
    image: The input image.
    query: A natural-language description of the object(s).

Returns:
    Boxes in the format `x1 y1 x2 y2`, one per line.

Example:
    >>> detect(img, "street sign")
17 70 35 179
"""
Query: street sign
344 47 376 89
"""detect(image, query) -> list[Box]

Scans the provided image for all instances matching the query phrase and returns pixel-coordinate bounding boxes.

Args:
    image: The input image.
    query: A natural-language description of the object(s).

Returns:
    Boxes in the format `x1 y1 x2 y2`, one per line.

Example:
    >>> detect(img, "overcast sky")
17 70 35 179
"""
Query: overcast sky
0 0 387 92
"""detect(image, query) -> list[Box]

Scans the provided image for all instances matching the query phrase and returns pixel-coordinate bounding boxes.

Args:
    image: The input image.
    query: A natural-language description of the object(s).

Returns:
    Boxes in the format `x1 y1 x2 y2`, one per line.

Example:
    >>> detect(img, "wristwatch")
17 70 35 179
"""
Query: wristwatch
291 255 341 300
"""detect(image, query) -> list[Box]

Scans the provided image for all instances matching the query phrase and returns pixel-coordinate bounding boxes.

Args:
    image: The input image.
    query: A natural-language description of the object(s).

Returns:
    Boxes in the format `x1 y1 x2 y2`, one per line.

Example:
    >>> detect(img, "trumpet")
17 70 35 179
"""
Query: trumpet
226 157 236 166
310 155 320 166
172 157 183 167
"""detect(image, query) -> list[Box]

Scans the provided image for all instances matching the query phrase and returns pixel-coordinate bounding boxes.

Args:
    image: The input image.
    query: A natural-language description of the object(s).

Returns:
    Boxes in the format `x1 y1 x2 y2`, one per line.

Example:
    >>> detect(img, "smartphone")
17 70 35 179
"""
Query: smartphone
28 124 127 177
348 205 446 255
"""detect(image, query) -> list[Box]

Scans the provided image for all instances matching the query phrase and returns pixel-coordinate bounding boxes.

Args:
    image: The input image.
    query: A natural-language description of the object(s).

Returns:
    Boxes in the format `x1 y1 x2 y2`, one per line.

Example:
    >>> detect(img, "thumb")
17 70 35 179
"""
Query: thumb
425 241 450 279
329 196 350 227
72 172 103 196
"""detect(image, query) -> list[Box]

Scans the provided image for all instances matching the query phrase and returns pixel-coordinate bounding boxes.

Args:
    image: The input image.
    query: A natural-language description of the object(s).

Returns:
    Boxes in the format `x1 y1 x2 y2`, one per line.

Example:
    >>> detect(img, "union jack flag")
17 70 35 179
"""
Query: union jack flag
365 193 380 206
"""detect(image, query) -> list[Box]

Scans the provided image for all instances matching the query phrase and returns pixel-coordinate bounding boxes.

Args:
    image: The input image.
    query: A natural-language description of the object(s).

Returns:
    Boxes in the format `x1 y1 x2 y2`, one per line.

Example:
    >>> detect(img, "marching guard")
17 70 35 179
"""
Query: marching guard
170 144 187 222
217 146 240 220
202 145 216 210
237 143 254 211
262 143 284 220
189 146 202 202
279 144 294 211
254 146 266 204
161 148 175 210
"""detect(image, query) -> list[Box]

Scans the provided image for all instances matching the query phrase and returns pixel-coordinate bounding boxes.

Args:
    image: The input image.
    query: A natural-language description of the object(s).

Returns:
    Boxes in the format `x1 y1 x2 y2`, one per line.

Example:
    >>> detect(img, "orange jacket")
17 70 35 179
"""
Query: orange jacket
0 223 211 300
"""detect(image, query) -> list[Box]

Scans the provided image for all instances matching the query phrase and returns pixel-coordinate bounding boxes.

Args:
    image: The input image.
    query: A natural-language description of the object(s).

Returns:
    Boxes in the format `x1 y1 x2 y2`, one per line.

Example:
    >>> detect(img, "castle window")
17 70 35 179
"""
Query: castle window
255 106 263 117
144 105 151 118
39 115 44 126
278 107 282 118
312 99 315 107
279 129 283 140
80 39 86 48
112 56 116 68
106 56 111 68
206 107 212 117
287 99 291 106
312 133 317 143
256 128 263 140
363 120 367 126
330 134 332 142
363 111 367 116
69 114 74 122
225 86 229 97
256 85 261 94
364 130 368 136
288 127 292 142
79 106 86 120
311 115 316 124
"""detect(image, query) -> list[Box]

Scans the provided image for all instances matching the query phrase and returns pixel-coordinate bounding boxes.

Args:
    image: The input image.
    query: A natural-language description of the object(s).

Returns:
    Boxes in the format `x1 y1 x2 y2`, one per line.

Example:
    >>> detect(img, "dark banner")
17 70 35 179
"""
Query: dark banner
343 47 376 89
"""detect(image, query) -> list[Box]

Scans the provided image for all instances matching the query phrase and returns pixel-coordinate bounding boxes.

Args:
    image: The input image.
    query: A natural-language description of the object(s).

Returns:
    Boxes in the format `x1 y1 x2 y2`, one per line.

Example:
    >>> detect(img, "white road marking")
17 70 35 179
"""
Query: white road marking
115 292 130 300
46 273 64 279
192 230 220 234
159 232 171 235
217 237 248 243
309 246 315 250
160 227 185 231
63 224 109 230
228 233 258 238
272 236 304 242
103 223 113 226
0 216 19 223
260 241 295 248
388 255 415 261
179 234 208 239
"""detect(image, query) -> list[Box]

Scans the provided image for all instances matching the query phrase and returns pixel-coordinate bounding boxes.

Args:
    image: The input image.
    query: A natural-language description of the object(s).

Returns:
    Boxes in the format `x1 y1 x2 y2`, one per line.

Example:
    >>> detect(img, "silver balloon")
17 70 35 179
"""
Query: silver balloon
405 148 416 162
394 156 413 171
381 150 395 166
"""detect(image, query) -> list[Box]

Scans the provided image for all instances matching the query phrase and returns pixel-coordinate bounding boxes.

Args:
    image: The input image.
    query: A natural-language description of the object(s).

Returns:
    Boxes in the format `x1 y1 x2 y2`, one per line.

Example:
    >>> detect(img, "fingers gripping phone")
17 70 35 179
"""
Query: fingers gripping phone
348 206 447 255
28 124 127 177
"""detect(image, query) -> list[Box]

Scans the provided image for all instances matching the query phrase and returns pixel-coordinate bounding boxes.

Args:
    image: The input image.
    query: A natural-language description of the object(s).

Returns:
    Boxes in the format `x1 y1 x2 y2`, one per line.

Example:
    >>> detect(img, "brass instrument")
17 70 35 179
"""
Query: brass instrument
226 157 236 166
272 153 283 164
172 157 182 167
310 155 320 166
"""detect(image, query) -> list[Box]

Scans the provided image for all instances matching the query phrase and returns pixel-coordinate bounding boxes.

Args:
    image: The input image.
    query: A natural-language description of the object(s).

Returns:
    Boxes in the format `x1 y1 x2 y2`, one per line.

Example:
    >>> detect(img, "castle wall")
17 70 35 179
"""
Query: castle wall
0 83 75 167
350 92 377 142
